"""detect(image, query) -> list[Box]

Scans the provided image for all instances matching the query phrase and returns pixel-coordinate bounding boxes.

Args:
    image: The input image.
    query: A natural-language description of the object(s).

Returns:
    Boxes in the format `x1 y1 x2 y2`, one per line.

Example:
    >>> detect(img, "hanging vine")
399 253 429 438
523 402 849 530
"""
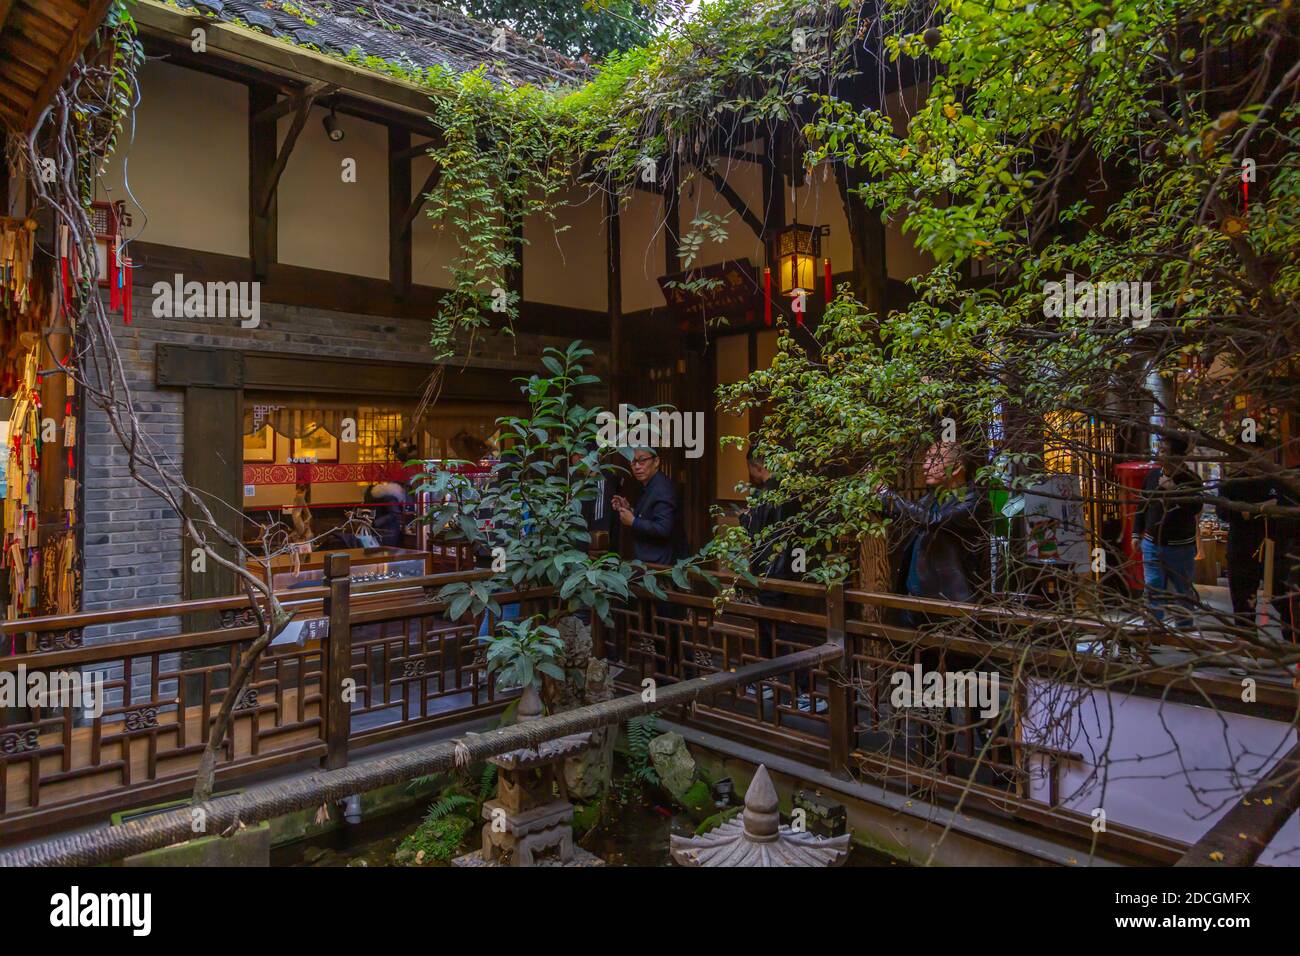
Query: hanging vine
415 0 858 355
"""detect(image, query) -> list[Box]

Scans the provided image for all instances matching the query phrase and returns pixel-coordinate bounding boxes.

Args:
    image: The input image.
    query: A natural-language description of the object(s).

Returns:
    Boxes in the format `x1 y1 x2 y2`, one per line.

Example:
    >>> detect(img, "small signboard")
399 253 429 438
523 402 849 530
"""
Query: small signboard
658 259 760 327
270 615 329 651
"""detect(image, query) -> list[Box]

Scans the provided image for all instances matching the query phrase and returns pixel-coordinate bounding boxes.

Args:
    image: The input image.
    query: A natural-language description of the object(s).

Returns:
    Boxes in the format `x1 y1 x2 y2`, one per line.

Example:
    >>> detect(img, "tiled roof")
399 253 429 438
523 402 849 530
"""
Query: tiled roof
172 0 590 87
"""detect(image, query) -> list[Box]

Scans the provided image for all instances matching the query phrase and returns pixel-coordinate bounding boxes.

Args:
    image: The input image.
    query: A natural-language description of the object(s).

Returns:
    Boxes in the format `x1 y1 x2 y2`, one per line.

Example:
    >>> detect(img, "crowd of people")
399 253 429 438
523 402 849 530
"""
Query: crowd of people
462 429 1299 656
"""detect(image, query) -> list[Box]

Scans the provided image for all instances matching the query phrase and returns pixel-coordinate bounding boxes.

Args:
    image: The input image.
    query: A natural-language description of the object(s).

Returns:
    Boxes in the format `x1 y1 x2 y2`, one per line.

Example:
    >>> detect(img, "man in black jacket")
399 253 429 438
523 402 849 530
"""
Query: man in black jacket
742 447 819 706
612 448 679 565
742 447 794 584
1215 467 1279 631
1133 436 1203 628
880 442 991 623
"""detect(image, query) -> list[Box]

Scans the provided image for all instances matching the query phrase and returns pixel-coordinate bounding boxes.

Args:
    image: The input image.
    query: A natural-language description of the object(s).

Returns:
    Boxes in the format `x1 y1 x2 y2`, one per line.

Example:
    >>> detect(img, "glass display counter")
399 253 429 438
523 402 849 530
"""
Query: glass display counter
248 547 431 592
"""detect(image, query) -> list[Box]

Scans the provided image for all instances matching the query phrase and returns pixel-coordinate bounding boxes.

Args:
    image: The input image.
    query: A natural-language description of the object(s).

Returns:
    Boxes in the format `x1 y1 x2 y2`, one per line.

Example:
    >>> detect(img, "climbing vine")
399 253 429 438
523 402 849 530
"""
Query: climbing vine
414 0 858 355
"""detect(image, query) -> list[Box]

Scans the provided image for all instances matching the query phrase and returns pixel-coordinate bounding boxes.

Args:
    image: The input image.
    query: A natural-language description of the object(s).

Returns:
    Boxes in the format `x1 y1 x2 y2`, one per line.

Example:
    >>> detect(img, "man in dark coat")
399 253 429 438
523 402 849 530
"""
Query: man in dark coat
742 447 794 585
1215 467 1279 631
366 480 408 548
1215 445 1299 641
1133 435 1203 627
612 448 679 565
880 442 992 624
742 447 819 706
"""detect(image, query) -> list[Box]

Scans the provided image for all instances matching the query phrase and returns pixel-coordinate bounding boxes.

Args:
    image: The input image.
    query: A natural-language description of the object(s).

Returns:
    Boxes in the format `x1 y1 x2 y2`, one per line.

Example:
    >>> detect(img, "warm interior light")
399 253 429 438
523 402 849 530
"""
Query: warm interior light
769 223 821 297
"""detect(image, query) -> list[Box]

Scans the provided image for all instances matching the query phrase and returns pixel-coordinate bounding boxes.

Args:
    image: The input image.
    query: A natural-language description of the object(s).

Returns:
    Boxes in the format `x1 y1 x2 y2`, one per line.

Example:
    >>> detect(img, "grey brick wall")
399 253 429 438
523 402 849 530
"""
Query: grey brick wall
82 278 603 651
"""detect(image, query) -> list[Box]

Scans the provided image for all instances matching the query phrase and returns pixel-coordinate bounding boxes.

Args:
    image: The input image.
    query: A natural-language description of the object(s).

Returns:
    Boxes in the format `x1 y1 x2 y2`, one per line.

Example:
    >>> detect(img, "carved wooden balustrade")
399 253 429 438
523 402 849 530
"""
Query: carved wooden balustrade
2 555 1296 864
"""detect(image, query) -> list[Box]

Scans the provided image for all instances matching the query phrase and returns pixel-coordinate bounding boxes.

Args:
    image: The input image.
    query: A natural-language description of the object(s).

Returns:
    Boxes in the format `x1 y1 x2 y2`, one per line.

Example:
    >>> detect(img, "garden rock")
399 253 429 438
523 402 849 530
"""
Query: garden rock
649 732 698 803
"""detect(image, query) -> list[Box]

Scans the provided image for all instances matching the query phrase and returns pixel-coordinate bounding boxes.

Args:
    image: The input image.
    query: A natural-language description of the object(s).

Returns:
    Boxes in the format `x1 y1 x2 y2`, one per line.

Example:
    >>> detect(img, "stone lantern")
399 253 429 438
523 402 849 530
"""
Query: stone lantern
457 685 602 867
670 764 851 867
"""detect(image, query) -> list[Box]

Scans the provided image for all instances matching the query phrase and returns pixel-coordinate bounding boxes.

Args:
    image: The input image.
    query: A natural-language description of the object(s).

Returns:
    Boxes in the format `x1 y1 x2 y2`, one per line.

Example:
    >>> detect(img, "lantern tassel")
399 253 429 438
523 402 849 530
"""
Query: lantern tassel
124 257 133 324
764 267 772 327
59 225 70 309
824 258 833 300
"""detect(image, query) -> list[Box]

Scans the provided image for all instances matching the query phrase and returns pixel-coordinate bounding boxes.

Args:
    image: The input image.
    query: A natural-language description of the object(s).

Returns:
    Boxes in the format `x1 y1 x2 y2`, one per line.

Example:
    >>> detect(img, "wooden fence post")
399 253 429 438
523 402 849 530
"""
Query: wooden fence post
323 552 352 770
826 582 853 775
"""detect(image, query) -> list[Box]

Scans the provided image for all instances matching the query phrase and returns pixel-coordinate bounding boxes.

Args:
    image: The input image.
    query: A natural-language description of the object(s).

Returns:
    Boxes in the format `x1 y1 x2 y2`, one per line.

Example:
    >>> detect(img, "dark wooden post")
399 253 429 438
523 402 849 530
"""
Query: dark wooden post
323 552 352 769
606 189 622 413
825 582 853 775
388 126 413 296
249 83 278 280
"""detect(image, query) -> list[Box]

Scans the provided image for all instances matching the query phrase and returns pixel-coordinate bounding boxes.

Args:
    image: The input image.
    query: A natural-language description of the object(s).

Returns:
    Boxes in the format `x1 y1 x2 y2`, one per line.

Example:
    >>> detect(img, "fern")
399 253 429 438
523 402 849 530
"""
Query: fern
625 714 660 787
425 792 476 823
479 762 498 800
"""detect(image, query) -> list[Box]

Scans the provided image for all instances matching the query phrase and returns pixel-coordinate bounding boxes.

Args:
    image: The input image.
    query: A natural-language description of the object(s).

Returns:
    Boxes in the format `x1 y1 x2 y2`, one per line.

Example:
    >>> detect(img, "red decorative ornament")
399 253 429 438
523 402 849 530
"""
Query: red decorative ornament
59 225 71 310
122 256 133 324
763 266 772 326
824 257 833 300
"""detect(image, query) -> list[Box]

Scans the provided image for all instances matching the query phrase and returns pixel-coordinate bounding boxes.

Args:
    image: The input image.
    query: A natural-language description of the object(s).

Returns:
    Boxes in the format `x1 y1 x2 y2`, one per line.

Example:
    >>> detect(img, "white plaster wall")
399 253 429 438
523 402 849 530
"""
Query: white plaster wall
523 183 608 311
618 186 668 313
97 60 248 257
277 105 389 279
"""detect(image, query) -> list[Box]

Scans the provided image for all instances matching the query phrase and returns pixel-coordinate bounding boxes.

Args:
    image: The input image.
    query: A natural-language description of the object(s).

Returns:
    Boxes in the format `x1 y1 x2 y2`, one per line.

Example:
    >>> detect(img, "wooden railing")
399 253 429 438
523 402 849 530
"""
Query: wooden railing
2 556 1296 863
593 571 1298 865
0 558 544 838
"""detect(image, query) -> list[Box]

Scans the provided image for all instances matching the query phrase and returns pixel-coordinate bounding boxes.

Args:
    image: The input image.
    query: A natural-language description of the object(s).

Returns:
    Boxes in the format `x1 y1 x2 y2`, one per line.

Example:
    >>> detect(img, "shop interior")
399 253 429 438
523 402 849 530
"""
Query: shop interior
239 393 516 587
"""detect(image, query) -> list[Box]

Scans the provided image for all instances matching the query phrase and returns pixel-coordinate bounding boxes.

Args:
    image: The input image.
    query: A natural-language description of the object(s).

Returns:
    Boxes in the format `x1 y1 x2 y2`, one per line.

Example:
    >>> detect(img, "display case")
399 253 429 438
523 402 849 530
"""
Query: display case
248 547 432 592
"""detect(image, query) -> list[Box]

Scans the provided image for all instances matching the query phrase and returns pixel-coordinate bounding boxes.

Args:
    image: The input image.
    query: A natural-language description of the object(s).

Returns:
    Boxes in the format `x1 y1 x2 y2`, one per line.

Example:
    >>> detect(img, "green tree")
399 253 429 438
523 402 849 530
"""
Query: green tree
458 0 658 60
728 0 1300 594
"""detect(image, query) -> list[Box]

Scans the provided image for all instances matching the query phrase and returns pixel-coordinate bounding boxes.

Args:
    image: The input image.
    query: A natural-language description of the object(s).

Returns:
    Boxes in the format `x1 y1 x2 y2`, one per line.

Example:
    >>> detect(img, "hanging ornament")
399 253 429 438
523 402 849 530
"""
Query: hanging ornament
763 266 772 326
824 257 833 301
123 256 133 323
59 224 71 309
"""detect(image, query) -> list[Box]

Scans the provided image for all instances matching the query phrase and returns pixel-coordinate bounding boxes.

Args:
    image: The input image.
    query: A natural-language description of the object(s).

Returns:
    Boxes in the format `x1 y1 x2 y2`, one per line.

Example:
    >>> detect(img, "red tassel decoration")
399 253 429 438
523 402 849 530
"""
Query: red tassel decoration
763 267 772 327
1242 177 1248 217
123 257 133 324
59 226 71 308
108 233 119 310
824 258 833 300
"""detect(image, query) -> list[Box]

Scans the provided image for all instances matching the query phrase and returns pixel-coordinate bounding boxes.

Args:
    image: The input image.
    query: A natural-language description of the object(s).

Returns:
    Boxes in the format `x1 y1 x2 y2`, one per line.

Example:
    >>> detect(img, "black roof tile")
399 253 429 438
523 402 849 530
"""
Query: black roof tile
174 0 588 87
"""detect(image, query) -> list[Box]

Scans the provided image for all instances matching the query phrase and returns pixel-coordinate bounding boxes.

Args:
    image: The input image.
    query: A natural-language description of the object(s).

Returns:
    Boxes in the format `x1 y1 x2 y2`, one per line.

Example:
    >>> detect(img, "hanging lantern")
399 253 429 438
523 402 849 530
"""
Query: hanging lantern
768 222 821 298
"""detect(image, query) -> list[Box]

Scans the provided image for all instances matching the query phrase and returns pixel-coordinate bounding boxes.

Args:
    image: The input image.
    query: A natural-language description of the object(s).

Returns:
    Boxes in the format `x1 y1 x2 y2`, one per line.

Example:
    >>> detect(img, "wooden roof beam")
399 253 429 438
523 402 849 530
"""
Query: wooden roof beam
398 163 441 239
134 0 440 122
692 158 765 239
251 80 337 126
254 81 330 217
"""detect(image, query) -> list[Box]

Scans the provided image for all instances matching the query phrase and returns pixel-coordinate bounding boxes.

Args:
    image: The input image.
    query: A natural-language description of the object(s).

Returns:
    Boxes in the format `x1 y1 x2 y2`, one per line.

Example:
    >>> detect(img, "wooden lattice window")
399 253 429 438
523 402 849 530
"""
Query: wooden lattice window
357 408 406 462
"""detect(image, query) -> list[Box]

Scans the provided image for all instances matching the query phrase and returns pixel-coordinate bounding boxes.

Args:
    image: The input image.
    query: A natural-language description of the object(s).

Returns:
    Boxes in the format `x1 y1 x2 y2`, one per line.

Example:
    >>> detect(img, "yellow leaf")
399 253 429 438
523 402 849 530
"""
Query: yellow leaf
1209 851 1224 861
943 103 957 120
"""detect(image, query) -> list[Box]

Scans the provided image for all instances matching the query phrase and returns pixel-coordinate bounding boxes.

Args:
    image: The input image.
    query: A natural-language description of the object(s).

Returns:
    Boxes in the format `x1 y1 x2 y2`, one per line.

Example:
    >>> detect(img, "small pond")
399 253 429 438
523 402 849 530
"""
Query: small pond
272 778 900 868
